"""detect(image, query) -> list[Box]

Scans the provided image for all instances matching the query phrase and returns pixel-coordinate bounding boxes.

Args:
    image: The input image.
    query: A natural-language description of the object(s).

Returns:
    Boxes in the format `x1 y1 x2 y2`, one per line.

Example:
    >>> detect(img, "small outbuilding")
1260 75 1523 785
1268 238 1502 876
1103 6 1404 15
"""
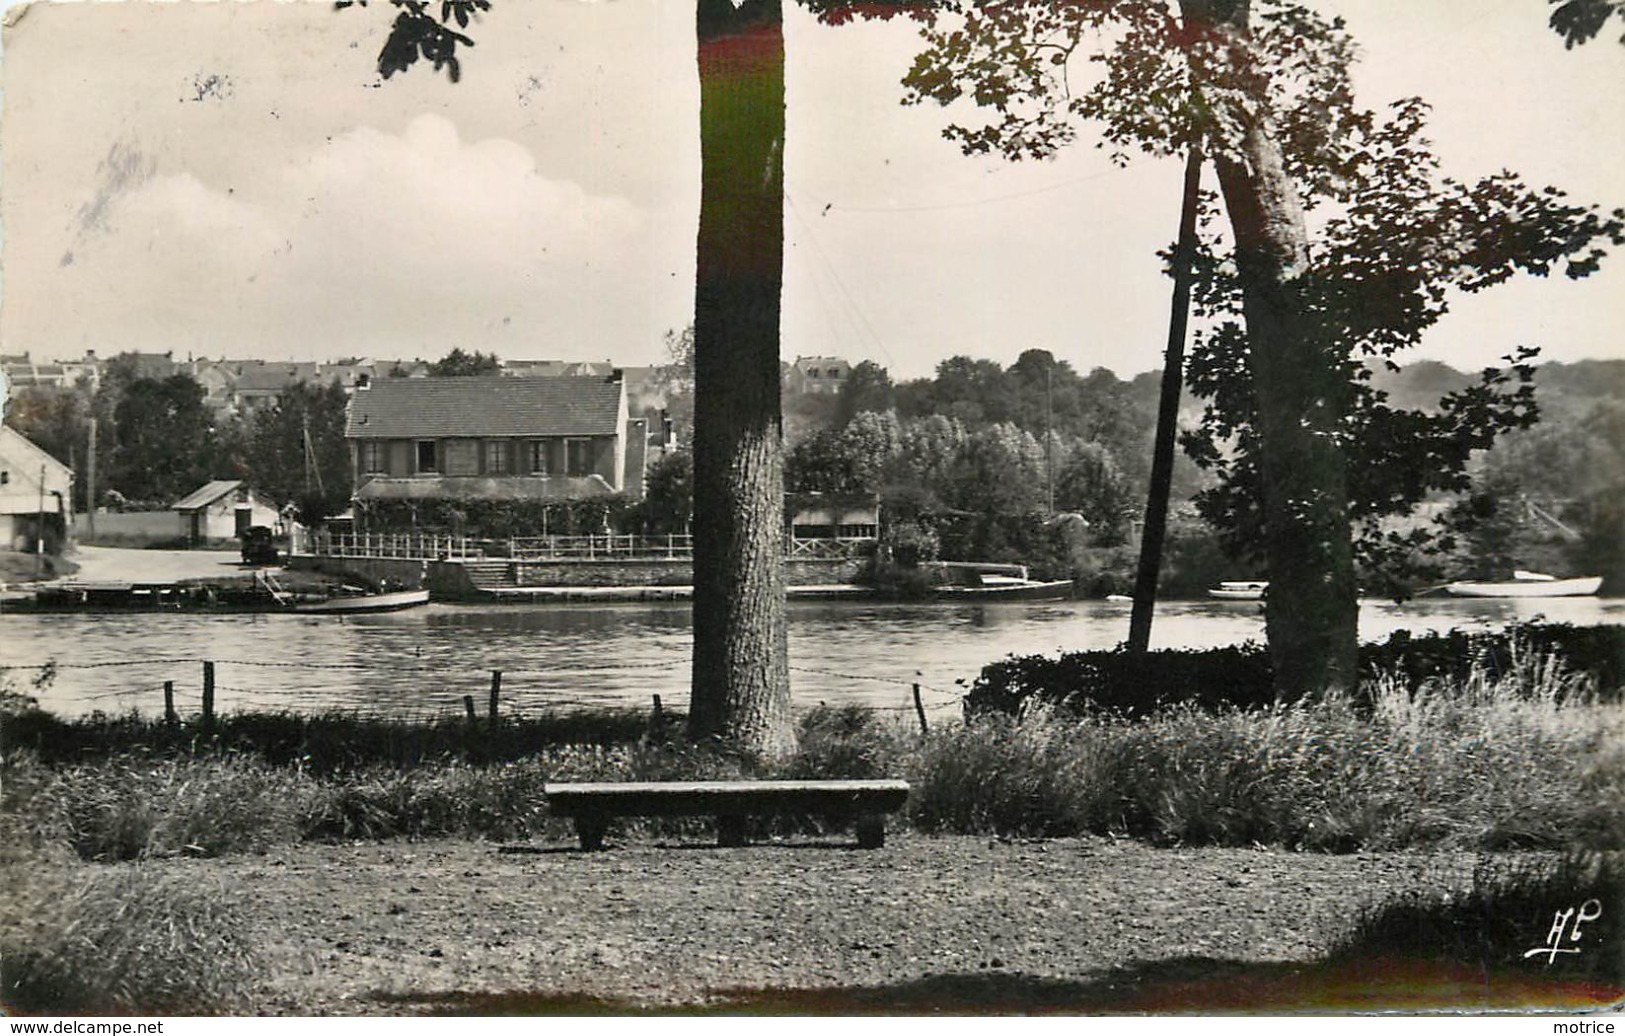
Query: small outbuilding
172 480 280 546
786 493 880 543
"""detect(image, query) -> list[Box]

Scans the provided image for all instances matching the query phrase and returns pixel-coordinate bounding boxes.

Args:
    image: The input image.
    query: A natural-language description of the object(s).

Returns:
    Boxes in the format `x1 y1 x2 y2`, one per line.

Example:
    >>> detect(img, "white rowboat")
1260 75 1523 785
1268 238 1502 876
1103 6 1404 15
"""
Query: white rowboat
1442 575 1601 598
1207 581 1267 601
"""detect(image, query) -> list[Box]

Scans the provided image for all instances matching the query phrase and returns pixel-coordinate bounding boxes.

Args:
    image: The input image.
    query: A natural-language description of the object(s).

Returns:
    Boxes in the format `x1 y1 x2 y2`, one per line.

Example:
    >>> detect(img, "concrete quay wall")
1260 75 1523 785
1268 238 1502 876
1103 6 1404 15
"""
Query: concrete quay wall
290 554 867 601
288 555 479 598
504 557 863 588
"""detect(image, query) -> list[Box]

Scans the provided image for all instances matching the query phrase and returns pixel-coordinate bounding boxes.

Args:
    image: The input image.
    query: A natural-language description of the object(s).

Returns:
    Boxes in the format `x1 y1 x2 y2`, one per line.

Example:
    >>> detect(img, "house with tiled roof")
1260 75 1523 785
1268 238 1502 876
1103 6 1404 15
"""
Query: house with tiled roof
228 361 325 417
345 372 648 504
785 355 851 396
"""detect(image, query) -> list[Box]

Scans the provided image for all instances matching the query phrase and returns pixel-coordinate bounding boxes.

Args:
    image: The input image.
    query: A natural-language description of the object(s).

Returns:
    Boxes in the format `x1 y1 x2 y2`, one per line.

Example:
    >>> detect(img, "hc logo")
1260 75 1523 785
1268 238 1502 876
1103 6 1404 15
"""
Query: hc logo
1523 899 1603 965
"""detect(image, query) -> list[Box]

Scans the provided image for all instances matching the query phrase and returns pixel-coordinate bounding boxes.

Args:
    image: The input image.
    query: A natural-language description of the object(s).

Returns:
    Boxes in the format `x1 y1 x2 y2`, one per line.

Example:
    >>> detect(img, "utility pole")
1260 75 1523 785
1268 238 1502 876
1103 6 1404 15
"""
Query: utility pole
1045 362 1055 515
303 413 324 496
86 417 97 539
35 463 46 579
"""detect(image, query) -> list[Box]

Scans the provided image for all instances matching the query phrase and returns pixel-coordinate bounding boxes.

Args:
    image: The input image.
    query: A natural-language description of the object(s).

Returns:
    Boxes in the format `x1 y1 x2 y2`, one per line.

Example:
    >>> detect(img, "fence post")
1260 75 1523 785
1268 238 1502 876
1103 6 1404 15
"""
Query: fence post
489 670 502 730
202 661 215 723
164 680 176 725
913 683 929 737
463 694 477 722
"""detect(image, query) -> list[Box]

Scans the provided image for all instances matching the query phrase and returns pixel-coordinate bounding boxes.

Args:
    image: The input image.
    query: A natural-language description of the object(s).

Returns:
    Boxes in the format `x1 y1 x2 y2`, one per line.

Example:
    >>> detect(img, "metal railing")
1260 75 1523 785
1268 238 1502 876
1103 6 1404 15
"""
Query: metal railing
302 530 873 563
305 531 483 560
506 534 693 560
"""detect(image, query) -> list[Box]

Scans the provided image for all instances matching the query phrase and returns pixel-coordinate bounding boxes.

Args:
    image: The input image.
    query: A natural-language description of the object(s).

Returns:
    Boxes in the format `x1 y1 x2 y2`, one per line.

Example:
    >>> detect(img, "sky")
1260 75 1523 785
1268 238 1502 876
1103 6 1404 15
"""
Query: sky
1 0 1621 381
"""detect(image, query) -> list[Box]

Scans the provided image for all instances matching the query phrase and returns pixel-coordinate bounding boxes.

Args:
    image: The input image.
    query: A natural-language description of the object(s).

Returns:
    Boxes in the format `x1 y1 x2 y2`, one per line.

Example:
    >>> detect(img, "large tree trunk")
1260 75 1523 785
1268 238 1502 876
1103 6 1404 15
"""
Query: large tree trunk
1128 146 1204 654
689 0 795 759
1183 0 1360 697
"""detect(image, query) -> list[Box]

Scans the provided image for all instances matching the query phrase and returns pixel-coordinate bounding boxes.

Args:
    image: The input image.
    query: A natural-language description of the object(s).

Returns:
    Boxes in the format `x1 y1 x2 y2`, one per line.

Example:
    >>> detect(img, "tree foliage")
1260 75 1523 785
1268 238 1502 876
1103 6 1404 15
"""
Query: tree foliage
357 494 638 539
835 360 894 426
639 449 694 535
1547 0 1625 47
426 347 501 378
243 381 354 522
334 0 490 82
108 375 224 504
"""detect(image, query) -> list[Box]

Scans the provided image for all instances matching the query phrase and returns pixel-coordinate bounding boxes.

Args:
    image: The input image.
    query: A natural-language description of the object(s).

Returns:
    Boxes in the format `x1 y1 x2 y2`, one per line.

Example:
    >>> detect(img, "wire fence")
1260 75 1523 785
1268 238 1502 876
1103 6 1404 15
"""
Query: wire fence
0 655 966 726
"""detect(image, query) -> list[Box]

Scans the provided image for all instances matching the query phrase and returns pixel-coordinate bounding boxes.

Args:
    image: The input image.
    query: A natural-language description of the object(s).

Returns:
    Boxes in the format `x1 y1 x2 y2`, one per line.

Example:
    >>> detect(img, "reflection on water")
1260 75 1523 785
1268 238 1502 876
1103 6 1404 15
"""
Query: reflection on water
5 596 1622 719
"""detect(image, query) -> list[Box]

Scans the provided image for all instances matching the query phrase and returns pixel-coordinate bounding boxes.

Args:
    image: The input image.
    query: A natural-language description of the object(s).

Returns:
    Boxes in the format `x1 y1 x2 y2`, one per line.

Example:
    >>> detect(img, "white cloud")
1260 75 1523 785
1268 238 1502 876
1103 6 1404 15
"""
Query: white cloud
280 114 643 278
35 114 650 358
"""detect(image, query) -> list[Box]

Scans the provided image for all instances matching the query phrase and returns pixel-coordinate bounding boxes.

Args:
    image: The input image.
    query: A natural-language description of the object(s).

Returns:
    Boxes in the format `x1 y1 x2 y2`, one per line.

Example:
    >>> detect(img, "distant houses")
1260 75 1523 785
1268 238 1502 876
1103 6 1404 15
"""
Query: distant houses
6 349 859 536
1 351 101 393
785 356 852 396
344 372 651 505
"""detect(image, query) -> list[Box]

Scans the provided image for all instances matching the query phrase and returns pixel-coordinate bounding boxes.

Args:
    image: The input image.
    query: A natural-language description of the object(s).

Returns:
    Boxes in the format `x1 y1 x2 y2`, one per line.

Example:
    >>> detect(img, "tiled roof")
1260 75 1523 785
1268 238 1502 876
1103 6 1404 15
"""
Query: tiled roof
234 363 321 392
346 376 624 439
501 359 616 378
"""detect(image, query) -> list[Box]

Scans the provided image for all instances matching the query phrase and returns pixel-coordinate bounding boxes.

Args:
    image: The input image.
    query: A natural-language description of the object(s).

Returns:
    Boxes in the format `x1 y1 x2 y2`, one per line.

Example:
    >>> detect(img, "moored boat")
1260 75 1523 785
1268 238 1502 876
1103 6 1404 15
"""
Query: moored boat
1207 580 1268 601
931 576 1075 601
2 575 430 614
292 587 431 613
1442 573 1602 598
923 560 1074 601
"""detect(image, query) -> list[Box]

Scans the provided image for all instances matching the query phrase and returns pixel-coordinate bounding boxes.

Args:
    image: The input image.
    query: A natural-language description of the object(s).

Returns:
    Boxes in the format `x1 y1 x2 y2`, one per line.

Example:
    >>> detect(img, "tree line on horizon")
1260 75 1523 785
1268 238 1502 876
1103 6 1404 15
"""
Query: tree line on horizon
6 346 1620 592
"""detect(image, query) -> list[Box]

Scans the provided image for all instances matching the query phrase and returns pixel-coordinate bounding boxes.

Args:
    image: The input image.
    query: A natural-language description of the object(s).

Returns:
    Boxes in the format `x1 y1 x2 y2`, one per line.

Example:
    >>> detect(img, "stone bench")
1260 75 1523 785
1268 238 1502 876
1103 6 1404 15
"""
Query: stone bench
543 779 911 850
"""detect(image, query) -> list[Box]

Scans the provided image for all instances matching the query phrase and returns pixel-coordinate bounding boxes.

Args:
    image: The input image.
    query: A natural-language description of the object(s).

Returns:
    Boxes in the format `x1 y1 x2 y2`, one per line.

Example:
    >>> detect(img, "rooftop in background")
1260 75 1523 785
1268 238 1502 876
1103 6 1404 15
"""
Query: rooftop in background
501 359 617 378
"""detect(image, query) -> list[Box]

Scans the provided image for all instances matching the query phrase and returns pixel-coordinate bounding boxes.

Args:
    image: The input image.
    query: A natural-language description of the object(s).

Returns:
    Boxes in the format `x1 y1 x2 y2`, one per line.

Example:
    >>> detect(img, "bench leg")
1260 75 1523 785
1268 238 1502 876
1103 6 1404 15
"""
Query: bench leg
716 815 747 848
576 816 608 851
855 814 885 849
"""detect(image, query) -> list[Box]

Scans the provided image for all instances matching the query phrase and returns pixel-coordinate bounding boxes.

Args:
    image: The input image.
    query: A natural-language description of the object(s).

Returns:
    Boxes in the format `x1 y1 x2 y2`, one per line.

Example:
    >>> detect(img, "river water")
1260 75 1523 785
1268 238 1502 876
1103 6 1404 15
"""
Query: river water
4 595 1623 720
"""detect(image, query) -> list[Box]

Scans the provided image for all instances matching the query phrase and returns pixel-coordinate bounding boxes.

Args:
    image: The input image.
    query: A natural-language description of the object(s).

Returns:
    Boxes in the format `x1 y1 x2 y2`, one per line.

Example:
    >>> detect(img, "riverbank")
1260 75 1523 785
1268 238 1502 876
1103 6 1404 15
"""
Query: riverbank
6 647 1622 1014
0 549 77 586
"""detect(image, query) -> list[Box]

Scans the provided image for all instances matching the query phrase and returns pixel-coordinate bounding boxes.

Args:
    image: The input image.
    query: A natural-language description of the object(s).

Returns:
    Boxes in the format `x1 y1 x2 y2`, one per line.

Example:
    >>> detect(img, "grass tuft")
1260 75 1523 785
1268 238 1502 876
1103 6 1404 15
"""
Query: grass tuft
1330 852 1625 987
0 847 261 1013
907 647 1623 849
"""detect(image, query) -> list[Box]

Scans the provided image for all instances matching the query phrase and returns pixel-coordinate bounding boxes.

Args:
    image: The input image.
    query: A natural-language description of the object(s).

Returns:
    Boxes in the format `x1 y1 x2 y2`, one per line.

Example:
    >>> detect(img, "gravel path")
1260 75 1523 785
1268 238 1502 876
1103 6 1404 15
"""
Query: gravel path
62 546 247 583
155 833 1607 1015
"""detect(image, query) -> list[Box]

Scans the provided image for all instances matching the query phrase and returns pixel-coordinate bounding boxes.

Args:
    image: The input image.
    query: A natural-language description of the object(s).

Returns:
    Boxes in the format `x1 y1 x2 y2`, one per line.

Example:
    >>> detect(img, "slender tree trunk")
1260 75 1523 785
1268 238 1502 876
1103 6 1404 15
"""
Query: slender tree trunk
1128 146 1204 654
1182 0 1360 696
689 0 795 759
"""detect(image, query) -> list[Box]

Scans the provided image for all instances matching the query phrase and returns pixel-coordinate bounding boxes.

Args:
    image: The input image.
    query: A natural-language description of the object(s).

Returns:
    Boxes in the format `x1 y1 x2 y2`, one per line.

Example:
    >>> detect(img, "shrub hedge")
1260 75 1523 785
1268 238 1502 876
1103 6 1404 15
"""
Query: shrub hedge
963 622 1625 717
1 708 660 773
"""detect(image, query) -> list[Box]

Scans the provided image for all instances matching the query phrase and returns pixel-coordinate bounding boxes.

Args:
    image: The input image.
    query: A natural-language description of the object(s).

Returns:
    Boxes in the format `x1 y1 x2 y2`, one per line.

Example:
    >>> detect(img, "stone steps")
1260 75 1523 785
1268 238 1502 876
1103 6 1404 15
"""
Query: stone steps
461 559 516 588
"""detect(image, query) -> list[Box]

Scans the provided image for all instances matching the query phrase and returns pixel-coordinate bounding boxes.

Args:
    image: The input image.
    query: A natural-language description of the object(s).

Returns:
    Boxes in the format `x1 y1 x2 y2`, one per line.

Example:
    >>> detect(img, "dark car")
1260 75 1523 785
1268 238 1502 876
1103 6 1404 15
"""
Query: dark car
240 525 280 565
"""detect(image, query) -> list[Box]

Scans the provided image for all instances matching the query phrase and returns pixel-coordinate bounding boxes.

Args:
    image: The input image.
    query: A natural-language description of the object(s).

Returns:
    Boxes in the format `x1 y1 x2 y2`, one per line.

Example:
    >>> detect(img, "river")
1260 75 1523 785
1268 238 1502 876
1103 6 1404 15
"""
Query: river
4 594 1623 720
